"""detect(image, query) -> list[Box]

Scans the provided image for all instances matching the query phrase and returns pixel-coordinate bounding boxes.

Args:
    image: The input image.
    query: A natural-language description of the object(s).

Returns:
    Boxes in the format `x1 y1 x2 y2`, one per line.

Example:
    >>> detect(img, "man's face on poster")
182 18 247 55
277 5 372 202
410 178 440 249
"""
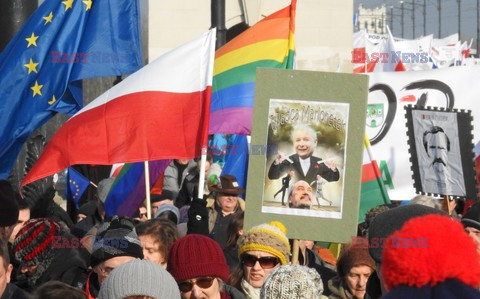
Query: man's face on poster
288 180 313 209
425 131 449 169
292 129 317 159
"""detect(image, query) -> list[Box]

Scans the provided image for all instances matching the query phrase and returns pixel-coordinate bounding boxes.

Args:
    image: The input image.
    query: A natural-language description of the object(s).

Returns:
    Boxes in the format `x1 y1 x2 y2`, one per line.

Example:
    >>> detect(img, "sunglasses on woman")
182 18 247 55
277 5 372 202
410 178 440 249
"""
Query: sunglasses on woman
178 277 216 293
241 253 279 269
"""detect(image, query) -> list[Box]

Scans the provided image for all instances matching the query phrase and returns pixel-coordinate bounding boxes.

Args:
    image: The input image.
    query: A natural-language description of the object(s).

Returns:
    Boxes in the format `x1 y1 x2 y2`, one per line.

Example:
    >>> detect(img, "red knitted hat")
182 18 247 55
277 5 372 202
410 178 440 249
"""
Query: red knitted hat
382 214 480 290
13 218 60 266
167 234 229 282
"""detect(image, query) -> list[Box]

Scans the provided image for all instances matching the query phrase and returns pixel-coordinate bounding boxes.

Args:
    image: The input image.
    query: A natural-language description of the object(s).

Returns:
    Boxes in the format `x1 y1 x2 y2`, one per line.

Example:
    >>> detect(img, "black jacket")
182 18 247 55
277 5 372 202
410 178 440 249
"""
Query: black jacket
0 283 29 299
17 233 89 292
268 154 339 184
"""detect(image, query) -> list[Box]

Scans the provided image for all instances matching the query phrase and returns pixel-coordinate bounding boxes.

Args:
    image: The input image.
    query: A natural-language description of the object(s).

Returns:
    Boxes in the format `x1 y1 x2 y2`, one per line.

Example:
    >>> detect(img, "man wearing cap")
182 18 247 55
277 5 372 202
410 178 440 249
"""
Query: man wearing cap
150 189 175 218
13 218 89 292
188 174 245 249
86 216 144 298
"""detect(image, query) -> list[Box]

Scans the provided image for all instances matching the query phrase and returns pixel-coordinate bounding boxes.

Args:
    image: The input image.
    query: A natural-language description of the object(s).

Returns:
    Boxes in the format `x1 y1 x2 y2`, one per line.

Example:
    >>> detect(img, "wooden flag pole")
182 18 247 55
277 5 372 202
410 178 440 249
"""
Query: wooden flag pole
197 147 207 200
291 239 300 264
144 161 152 219
443 195 455 215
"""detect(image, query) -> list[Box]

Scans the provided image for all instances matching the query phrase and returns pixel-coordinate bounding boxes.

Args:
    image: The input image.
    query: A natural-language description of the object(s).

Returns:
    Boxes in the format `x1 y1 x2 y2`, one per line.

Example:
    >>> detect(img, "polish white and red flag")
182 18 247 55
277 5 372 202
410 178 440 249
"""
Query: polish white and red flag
22 29 216 186
371 27 406 72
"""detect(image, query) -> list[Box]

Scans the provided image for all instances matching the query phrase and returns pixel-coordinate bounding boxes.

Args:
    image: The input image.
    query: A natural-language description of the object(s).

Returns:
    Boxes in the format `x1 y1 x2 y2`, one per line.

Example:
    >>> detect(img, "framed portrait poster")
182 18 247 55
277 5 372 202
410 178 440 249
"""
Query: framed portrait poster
244 68 369 242
405 105 477 199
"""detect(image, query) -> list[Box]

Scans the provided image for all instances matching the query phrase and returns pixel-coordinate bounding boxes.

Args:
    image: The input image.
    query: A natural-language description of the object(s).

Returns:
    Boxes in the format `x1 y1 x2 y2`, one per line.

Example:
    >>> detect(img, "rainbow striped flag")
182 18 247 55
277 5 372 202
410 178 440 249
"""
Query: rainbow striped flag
359 135 391 222
209 0 297 134
104 159 171 217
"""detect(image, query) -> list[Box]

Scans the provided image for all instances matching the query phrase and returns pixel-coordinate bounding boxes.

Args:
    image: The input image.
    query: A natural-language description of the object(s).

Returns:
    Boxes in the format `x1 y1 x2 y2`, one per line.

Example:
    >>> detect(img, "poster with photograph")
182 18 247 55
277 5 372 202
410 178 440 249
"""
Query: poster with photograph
244 68 369 243
405 105 477 199
262 99 348 219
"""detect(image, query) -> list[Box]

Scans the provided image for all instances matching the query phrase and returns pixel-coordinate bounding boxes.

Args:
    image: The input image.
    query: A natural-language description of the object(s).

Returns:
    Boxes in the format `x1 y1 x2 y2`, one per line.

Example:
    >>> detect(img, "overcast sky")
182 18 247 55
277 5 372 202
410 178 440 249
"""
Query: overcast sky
355 0 479 43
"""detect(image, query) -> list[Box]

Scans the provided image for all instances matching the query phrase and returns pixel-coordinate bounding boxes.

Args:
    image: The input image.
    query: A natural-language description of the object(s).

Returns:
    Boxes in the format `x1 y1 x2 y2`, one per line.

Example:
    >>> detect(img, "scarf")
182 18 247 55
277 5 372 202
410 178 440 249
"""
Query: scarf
241 278 261 299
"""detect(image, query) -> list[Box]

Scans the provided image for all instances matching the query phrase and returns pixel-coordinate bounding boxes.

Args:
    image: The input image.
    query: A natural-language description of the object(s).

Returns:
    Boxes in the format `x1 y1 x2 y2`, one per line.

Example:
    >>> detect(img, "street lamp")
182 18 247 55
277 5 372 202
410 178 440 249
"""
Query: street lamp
400 1 404 38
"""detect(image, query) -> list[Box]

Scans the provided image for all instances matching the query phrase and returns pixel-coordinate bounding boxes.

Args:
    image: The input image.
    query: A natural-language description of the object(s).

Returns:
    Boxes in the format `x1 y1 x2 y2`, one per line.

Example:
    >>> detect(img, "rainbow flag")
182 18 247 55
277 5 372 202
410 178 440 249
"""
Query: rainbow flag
104 159 171 217
359 135 391 223
209 0 297 135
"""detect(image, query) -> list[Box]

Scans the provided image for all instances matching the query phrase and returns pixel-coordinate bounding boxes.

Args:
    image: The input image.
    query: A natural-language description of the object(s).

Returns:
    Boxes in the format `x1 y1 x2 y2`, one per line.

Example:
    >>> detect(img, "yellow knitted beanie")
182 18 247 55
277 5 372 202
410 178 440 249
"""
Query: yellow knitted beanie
238 221 290 265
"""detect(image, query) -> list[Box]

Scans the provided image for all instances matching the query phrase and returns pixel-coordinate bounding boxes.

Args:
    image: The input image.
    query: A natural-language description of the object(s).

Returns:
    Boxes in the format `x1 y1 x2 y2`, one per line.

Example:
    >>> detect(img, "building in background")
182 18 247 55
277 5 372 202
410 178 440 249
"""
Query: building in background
148 0 353 73
356 4 386 34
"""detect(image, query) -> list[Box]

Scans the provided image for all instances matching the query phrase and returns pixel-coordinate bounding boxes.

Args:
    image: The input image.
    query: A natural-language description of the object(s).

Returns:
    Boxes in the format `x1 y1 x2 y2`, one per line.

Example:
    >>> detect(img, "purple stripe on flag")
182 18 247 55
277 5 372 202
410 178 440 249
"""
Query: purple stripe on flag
208 107 252 135
116 159 171 217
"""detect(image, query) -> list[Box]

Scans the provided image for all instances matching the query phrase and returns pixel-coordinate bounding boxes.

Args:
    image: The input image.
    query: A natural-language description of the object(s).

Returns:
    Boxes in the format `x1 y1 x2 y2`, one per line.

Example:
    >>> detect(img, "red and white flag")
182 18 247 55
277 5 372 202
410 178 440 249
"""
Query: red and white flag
22 29 216 186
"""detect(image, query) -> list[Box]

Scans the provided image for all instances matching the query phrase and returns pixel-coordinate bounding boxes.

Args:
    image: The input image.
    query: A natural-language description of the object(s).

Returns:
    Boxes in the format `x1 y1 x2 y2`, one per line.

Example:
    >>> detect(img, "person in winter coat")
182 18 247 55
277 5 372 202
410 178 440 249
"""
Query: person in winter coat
0 239 29 299
12 218 89 292
328 240 375 299
168 234 245 299
229 222 290 299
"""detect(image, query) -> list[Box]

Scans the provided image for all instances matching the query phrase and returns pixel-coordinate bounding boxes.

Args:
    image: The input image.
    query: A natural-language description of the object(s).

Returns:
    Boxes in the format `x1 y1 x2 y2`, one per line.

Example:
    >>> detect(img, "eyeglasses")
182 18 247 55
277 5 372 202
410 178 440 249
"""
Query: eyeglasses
139 212 148 218
178 277 216 293
241 253 279 269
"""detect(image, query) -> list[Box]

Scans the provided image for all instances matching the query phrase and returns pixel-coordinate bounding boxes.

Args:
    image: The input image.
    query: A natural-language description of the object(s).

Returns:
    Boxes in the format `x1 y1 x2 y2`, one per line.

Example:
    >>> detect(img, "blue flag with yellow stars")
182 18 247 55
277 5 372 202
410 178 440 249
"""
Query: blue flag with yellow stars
66 167 90 208
0 0 142 179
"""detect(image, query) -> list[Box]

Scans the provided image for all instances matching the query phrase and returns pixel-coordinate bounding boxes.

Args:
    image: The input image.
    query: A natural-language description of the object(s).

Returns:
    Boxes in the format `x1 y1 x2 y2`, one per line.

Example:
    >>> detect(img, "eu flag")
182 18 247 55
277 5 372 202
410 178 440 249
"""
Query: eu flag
66 167 90 208
0 0 142 179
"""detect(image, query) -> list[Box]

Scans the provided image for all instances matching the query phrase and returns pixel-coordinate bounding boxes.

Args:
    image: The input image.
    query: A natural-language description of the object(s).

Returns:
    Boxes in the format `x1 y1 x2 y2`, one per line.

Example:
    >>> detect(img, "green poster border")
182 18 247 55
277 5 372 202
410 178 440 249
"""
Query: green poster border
244 68 369 243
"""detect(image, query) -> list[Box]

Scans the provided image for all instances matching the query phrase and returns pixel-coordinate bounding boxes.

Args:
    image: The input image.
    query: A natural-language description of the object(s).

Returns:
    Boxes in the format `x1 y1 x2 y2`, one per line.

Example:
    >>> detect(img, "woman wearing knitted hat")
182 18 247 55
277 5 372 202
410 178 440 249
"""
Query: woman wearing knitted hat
167 234 245 299
229 221 290 299
327 239 375 299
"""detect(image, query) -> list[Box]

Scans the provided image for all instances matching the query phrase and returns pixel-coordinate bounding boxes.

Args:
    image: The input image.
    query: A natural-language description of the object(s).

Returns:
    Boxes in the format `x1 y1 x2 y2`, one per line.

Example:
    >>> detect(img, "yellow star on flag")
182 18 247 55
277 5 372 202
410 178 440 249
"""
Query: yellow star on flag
48 95 57 105
24 58 39 74
25 33 39 48
43 12 53 25
83 0 92 11
62 0 74 11
31 81 43 97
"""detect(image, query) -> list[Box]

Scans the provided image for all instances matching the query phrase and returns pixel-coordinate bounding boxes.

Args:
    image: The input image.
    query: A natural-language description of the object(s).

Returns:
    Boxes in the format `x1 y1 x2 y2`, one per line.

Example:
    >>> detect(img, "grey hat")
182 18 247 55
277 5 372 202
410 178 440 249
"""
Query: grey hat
154 204 180 224
260 264 324 299
98 259 180 299
97 178 115 203
368 204 446 263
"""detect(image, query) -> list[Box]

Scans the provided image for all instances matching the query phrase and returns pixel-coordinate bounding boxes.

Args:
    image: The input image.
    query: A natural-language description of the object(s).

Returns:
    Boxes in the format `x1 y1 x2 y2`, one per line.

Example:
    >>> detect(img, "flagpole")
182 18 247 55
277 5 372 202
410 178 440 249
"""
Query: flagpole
144 161 152 219
197 148 207 200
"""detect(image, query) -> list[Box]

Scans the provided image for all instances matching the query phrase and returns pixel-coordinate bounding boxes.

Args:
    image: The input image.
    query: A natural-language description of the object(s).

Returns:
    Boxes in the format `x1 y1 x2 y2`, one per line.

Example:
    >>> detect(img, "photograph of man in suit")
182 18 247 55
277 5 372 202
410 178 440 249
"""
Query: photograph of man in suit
268 124 340 184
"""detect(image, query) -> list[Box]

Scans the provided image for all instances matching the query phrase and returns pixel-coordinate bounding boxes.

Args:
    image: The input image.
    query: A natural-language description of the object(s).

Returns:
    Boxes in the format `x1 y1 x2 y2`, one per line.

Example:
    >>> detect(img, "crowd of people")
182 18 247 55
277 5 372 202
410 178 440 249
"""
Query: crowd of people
2 157 480 298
